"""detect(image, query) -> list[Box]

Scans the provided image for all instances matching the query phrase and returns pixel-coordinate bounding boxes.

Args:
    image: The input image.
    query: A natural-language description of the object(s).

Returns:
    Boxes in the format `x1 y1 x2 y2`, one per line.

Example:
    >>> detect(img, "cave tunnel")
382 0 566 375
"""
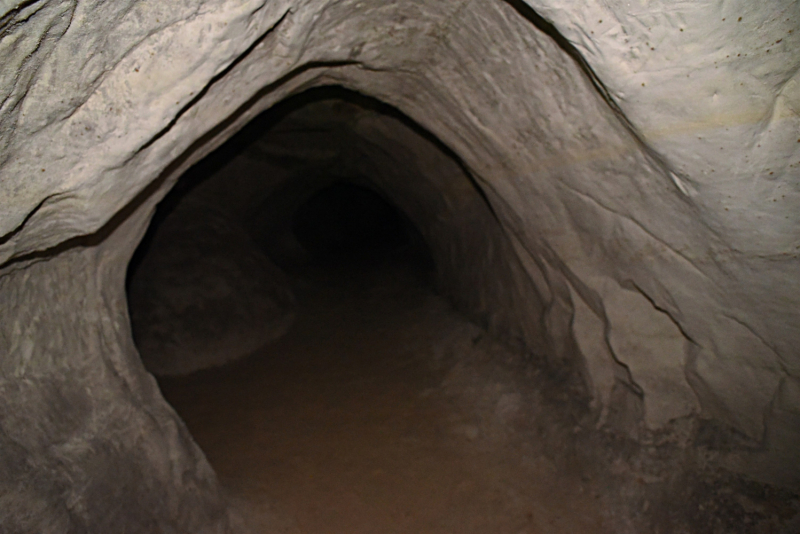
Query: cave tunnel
1 1 799 533
126 88 557 531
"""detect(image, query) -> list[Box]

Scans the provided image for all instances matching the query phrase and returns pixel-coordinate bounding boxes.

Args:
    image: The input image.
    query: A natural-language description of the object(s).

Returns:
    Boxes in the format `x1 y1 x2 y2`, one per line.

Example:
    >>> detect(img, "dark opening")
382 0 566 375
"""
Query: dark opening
125 86 568 532
292 182 409 256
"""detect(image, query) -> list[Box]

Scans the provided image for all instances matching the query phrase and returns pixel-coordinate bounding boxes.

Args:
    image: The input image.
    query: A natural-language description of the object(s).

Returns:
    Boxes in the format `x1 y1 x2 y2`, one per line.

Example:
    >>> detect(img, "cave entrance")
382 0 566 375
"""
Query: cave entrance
125 87 602 531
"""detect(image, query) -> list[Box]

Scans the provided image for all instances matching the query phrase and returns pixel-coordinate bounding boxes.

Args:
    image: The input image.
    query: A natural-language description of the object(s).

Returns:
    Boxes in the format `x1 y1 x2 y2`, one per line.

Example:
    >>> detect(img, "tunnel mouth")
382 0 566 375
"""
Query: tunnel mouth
122 84 601 530
125 84 516 379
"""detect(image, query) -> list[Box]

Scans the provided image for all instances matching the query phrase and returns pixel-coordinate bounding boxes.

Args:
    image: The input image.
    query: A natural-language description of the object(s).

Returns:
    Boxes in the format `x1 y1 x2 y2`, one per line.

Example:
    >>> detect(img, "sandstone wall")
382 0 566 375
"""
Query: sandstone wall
1 0 798 529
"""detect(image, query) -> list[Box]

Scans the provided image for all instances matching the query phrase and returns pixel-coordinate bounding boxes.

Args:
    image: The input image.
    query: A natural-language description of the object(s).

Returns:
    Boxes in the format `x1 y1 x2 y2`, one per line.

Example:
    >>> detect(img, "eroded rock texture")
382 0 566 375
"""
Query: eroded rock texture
0 208 230 532
1 0 798 531
128 196 296 376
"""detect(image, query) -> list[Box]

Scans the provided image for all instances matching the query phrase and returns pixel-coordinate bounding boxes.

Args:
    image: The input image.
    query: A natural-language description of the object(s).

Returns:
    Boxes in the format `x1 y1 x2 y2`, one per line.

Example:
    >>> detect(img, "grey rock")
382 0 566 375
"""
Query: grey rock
0 0 798 530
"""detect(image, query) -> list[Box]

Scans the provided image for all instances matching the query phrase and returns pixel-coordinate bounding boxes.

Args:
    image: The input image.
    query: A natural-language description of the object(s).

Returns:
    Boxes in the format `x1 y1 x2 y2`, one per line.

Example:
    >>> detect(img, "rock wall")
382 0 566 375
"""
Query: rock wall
128 195 296 376
0 203 231 532
1 0 798 530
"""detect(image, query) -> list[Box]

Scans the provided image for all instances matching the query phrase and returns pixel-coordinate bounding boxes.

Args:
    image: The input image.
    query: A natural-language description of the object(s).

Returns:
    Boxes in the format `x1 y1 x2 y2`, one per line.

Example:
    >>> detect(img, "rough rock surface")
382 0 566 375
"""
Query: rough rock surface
0 205 231 532
128 197 296 376
1 0 798 531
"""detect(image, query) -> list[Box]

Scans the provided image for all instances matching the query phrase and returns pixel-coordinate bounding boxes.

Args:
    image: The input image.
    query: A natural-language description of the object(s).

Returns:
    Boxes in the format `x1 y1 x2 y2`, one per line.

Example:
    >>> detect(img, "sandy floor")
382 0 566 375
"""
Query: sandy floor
153 250 800 534
158 254 613 533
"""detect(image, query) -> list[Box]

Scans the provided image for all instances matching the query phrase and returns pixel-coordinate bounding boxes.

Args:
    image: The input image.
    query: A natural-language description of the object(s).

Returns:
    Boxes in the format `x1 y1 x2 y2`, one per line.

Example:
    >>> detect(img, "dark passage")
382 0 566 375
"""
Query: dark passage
292 182 410 256
125 87 610 533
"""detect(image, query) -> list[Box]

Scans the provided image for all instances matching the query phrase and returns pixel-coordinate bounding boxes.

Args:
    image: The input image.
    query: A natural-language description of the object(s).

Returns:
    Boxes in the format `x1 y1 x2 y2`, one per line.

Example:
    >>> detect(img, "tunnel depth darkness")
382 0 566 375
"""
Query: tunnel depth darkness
292 182 412 256
126 86 512 377
126 86 542 380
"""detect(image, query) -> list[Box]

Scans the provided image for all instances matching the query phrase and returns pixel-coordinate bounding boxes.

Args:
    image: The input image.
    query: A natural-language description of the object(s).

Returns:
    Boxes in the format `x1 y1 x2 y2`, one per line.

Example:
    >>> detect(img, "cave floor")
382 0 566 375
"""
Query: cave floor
157 251 611 533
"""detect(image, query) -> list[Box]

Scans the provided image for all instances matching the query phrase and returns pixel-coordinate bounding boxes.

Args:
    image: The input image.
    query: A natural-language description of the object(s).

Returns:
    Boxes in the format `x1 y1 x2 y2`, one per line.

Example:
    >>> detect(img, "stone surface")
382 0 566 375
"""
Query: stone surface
1 0 799 530
128 197 296 376
0 202 231 533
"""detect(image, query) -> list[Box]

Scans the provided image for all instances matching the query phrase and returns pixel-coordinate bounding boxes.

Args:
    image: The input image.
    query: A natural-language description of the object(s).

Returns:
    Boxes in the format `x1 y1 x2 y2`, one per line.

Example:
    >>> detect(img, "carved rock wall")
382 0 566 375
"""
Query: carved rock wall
0 0 798 530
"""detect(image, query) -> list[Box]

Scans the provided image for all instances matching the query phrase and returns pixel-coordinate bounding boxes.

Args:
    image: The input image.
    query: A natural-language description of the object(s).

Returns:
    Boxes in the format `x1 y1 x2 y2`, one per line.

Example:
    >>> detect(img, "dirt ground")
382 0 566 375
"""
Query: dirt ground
157 252 800 534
